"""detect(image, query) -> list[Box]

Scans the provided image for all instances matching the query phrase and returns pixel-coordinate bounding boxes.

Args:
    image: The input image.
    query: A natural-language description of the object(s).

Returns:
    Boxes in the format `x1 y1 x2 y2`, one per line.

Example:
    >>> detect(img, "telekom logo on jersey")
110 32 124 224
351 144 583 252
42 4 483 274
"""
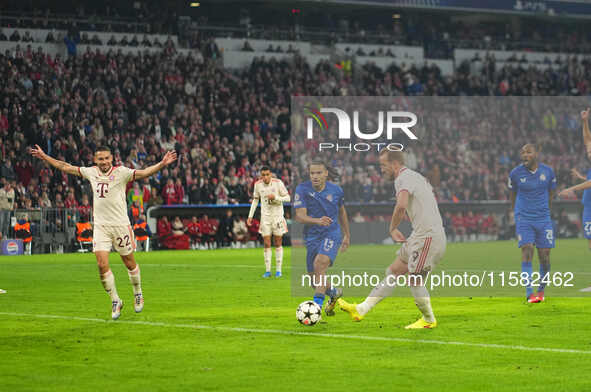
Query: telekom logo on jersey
97 183 109 198
305 107 418 152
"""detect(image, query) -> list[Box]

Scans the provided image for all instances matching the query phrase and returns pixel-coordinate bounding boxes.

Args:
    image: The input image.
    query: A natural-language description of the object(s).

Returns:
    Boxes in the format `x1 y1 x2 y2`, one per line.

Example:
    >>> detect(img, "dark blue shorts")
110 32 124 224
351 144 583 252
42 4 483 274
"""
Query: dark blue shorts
516 219 554 248
305 234 342 273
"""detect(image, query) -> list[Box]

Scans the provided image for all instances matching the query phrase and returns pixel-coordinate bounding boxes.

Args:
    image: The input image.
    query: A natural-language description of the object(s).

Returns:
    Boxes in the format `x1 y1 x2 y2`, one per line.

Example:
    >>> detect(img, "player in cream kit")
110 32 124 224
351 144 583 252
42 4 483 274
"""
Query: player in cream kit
247 166 291 278
339 149 446 329
31 144 177 319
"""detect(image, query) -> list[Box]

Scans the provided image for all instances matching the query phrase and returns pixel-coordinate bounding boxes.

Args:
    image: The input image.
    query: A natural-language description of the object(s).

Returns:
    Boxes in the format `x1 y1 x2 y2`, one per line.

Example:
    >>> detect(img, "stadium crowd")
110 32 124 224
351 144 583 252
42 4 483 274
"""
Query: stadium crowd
0 12 588 247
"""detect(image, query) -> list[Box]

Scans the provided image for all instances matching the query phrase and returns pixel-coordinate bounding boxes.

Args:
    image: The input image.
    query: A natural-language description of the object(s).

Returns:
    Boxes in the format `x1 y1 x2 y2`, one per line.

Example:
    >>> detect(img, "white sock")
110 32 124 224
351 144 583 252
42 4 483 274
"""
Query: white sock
275 247 283 273
357 275 396 316
410 285 435 323
101 270 120 302
128 265 142 295
264 248 271 272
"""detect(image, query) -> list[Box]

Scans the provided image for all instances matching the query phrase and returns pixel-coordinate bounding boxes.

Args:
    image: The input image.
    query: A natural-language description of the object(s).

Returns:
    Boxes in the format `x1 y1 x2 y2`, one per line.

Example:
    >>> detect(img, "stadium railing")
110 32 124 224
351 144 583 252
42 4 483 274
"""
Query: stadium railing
1 208 84 254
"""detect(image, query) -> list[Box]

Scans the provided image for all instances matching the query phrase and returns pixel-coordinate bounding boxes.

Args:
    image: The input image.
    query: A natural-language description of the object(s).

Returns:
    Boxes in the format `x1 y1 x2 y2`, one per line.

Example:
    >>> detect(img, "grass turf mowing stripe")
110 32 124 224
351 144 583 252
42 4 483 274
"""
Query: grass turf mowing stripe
2 311 590 355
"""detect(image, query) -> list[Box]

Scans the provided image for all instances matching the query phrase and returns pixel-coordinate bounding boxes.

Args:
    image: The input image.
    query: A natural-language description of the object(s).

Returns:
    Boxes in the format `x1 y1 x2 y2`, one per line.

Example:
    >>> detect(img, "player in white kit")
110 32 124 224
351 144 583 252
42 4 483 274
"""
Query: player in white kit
247 166 291 278
339 149 446 329
31 144 177 319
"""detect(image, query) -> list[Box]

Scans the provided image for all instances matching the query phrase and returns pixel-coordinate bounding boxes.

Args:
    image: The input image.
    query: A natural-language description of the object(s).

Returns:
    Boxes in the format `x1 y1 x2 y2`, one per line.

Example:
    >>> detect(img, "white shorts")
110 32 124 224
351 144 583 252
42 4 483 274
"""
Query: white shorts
93 224 136 256
397 232 446 274
259 216 288 237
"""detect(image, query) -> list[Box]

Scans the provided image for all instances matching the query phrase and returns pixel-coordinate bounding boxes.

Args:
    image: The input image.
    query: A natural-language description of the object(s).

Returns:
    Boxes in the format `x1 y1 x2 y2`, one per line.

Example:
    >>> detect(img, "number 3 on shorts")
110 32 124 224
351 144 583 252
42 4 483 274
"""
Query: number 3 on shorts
323 239 334 251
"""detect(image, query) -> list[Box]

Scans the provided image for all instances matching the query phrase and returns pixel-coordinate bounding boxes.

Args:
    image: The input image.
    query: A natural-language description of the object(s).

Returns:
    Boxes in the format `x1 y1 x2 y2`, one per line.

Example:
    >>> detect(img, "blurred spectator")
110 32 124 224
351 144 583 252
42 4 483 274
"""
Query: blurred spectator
157 216 172 245
133 214 152 252
452 212 466 242
442 211 454 241
129 199 142 223
174 178 185 204
218 209 234 247
64 191 79 209
352 211 366 223
163 179 179 205
556 210 578 238
464 211 479 241
232 216 249 247
1 160 16 182
200 214 218 249
78 194 92 218
172 216 185 235
187 216 202 249
215 179 229 205
157 216 189 249
127 181 144 210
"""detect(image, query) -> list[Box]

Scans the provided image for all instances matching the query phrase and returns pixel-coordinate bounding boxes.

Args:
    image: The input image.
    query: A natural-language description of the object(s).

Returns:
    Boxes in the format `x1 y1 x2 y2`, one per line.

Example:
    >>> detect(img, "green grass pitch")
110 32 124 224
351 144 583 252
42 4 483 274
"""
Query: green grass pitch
1 240 591 391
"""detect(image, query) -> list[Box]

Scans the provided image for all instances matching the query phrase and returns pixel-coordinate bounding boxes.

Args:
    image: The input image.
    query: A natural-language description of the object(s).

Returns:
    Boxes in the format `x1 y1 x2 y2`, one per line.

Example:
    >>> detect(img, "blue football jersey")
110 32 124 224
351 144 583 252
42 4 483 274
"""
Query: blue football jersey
294 181 344 238
582 168 591 207
508 163 556 221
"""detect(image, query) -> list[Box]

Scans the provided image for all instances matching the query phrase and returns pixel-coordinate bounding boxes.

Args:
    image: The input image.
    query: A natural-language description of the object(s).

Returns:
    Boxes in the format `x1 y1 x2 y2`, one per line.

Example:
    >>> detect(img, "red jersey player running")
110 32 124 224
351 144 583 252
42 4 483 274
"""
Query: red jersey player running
31 144 177 319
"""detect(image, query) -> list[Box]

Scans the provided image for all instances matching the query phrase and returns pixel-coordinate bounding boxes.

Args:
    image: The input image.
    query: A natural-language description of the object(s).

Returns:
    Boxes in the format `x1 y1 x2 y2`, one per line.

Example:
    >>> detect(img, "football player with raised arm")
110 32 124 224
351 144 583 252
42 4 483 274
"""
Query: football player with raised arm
31 144 177 319
560 108 591 292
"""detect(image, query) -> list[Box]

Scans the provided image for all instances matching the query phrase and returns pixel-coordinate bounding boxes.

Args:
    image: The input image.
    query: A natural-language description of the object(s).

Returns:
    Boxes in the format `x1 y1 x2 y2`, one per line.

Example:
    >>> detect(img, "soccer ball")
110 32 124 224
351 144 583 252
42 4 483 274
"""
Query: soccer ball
296 301 322 326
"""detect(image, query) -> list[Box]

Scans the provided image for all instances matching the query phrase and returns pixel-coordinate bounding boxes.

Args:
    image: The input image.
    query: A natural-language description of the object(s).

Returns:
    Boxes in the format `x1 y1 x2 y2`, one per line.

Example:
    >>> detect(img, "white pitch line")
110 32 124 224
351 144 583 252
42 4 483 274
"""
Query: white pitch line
1 312 589 355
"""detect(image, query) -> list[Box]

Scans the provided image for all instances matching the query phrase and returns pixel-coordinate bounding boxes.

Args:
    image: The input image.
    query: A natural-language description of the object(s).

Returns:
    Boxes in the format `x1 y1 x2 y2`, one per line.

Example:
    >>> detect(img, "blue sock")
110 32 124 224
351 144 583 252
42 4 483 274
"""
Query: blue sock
539 263 550 292
521 261 534 297
522 261 533 297
313 294 325 308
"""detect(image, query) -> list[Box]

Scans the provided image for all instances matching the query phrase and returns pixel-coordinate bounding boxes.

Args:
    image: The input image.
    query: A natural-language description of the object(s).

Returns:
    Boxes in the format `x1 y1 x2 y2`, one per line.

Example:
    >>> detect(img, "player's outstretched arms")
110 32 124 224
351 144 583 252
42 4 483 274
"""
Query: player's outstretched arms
295 208 332 226
571 168 586 181
582 108 591 146
559 180 591 198
30 144 80 176
135 150 177 180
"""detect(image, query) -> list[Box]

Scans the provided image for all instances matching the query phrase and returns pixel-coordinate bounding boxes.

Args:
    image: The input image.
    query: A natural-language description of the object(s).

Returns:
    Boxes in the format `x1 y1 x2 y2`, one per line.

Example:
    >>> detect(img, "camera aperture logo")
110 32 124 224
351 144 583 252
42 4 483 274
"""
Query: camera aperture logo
304 106 418 152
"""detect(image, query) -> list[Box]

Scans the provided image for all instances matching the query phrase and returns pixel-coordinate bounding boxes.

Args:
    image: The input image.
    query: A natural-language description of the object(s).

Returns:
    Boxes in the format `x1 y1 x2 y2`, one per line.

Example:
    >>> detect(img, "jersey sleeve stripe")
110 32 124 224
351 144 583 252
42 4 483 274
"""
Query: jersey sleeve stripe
397 189 410 196
132 170 136 181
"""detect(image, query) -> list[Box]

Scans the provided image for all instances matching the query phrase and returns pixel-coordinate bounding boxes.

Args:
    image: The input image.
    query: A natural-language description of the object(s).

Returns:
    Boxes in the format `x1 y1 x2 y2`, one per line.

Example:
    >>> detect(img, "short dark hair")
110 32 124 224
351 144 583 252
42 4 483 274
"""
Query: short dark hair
95 145 112 154
260 166 271 172
521 143 539 152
